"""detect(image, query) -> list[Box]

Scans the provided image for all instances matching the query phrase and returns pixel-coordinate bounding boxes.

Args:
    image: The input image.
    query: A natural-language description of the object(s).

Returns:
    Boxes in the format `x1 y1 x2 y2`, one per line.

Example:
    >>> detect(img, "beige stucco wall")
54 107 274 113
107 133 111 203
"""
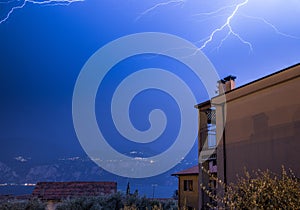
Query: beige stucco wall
217 66 300 183
178 175 199 209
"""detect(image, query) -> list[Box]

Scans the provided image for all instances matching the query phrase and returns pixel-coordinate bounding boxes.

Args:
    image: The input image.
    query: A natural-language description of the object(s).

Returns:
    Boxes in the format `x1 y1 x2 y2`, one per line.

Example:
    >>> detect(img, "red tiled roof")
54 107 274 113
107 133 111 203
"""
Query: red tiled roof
171 165 199 176
32 181 117 200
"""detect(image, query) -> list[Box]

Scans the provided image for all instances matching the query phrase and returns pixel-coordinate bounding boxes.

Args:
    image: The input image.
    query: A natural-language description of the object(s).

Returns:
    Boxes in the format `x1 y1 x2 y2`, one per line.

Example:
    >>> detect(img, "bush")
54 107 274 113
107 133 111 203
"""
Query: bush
201 166 300 209
56 192 178 210
0 199 45 210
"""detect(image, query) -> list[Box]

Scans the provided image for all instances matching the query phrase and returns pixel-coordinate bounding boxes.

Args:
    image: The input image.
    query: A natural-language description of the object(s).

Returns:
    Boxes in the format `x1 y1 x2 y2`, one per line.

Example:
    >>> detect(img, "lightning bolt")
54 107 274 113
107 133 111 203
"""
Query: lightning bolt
198 0 253 51
3 0 299 50
0 0 84 24
195 0 300 51
192 4 236 17
240 14 300 40
135 0 186 22
137 0 253 51
140 0 299 52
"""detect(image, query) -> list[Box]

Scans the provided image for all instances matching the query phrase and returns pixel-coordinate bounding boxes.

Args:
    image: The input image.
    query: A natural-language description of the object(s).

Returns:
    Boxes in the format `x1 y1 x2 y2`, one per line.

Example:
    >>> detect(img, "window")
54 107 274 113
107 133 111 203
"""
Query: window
207 124 216 148
209 159 217 173
183 180 193 191
203 107 217 149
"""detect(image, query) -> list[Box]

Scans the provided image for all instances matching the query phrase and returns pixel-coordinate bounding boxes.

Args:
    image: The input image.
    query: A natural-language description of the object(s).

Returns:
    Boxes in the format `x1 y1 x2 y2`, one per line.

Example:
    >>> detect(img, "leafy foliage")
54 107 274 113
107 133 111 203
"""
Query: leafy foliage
0 198 45 210
0 192 177 210
201 166 300 209
56 192 177 210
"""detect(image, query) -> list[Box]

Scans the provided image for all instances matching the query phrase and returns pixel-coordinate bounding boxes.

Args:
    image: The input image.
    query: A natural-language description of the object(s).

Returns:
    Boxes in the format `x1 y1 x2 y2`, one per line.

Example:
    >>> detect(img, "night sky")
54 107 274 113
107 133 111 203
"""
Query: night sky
0 0 299 171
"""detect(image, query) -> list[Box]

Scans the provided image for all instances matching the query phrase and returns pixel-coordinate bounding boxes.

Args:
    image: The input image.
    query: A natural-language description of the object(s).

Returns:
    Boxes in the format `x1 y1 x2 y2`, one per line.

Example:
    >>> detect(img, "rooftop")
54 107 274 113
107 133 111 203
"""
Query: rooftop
172 165 199 176
32 181 117 200
195 63 300 109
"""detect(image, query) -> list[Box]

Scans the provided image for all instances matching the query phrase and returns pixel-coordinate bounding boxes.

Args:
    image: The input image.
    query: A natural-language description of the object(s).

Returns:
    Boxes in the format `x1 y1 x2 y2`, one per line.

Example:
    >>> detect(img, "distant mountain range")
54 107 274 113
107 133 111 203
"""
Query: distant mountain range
0 161 19 183
0 157 96 184
0 156 197 188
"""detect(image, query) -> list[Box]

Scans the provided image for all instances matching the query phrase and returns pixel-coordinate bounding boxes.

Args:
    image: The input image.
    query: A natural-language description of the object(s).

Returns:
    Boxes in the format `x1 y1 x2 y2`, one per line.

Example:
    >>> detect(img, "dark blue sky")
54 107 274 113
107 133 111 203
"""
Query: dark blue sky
0 0 299 167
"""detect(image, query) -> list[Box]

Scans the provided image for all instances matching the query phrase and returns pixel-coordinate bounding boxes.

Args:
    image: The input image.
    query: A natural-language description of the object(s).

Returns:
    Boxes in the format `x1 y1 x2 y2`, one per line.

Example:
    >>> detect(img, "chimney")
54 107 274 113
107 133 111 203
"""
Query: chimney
218 75 236 94
224 75 236 92
218 79 226 94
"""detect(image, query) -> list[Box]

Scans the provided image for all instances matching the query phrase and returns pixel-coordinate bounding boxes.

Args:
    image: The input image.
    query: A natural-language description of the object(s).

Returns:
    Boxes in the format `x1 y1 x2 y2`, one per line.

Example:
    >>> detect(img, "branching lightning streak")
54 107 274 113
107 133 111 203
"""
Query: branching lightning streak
199 0 252 51
138 0 254 51
0 0 17 4
135 0 186 22
192 4 236 17
0 0 84 24
241 14 300 40
2 0 299 50
141 0 299 52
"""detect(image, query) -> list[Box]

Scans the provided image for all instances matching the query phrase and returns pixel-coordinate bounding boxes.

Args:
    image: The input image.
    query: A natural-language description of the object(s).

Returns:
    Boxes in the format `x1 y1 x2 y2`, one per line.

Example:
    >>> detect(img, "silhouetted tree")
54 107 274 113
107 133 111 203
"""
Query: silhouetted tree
126 182 130 195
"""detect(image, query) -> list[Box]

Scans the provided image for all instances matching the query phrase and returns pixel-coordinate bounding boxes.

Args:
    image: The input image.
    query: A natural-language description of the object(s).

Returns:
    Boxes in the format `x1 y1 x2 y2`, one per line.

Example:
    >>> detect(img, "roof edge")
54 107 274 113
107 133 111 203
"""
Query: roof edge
195 63 300 108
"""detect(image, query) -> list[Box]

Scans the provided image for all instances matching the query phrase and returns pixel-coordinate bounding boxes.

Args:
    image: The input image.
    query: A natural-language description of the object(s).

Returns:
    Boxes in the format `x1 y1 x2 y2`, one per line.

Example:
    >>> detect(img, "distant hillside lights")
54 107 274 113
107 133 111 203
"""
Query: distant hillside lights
22 183 36 186
14 156 30 162
0 183 36 186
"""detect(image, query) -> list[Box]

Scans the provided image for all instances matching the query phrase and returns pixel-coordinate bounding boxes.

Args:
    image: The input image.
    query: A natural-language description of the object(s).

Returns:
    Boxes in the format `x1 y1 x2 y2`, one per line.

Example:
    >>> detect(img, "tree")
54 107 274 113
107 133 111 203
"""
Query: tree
126 182 130 195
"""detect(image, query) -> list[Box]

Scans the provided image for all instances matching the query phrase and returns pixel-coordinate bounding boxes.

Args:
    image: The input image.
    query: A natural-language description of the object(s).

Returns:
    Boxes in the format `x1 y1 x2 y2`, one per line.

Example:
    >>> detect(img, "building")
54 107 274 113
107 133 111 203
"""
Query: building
32 181 117 200
172 165 199 210
195 63 300 209
32 181 117 209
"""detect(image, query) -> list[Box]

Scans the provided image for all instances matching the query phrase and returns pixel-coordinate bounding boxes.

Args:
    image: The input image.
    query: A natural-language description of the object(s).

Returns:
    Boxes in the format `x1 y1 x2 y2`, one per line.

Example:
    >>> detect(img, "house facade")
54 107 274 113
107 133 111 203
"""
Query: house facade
195 63 300 209
172 165 199 210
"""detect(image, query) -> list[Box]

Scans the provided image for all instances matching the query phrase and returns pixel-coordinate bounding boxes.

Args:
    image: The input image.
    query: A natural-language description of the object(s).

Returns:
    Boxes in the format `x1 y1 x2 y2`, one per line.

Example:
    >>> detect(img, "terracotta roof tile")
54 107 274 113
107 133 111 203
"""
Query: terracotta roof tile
32 181 117 200
172 165 199 176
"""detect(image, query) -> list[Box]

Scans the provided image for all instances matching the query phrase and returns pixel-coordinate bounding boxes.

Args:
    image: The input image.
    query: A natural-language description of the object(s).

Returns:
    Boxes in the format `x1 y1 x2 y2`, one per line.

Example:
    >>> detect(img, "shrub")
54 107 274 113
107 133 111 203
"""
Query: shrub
0 199 45 210
56 192 178 210
201 166 300 209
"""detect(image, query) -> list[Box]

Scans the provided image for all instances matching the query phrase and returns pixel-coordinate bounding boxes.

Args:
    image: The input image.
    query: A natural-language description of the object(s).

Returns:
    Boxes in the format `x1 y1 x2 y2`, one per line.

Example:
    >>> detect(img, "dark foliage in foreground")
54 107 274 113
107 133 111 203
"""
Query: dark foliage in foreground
0 198 45 210
56 192 178 210
201 166 300 209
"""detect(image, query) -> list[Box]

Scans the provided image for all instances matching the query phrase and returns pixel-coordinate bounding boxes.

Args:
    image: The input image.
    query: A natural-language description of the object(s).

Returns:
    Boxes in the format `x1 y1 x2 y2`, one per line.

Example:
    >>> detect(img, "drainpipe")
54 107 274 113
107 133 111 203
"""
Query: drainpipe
222 103 227 187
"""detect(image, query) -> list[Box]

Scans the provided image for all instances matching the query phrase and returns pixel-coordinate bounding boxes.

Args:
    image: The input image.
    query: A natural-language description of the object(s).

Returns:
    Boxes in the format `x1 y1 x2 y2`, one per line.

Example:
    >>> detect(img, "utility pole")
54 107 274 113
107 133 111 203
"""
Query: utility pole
152 184 157 198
